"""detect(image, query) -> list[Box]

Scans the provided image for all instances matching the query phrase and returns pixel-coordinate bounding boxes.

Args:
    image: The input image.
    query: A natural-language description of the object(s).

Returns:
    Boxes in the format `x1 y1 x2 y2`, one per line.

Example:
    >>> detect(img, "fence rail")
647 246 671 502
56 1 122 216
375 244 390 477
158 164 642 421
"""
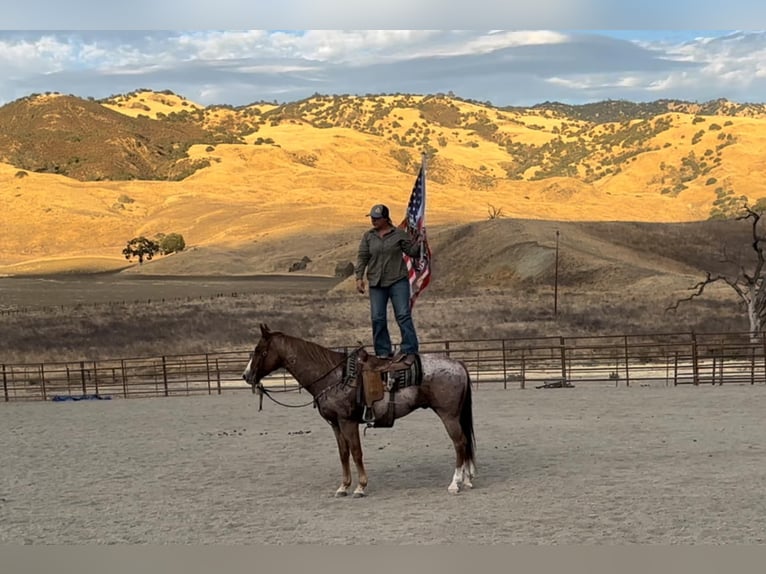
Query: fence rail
3 331 766 402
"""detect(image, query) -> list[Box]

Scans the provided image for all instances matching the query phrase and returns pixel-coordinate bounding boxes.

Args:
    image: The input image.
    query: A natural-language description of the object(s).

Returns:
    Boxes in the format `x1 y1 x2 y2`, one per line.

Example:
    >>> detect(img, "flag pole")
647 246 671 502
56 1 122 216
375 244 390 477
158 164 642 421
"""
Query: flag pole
420 152 427 260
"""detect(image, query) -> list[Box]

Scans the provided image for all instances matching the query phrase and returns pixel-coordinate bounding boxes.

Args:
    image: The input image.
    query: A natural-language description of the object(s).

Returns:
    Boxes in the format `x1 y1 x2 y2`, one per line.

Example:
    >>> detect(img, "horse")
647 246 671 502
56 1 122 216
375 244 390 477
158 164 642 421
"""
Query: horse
242 324 476 496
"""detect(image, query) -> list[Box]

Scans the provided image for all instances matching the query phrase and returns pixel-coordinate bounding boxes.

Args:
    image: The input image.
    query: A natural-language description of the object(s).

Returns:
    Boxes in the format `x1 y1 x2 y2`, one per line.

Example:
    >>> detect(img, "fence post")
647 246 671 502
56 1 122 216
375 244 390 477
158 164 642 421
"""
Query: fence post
559 337 567 382
40 364 47 401
445 341 450 358
80 361 87 395
691 332 700 386
520 348 526 390
215 359 222 395
93 361 99 396
161 356 169 397
475 350 480 388
3 364 8 402
623 336 630 388
205 354 212 395
121 359 128 398
719 345 724 385
751 346 756 385
501 340 508 390
761 331 766 385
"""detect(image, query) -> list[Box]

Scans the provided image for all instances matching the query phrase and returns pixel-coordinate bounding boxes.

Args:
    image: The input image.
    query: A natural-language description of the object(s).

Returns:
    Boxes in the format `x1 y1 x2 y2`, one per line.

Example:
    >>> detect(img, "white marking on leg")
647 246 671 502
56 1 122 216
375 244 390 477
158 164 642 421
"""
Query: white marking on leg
353 484 366 497
448 467 462 494
462 462 473 489
335 484 349 497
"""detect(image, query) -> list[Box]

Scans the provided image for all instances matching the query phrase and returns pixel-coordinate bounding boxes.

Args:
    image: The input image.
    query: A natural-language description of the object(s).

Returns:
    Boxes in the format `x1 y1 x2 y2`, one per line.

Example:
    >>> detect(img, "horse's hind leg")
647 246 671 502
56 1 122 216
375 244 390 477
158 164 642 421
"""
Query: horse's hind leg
434 410 467 494
331 423 352 497
463 460 476 488
462 460 475 489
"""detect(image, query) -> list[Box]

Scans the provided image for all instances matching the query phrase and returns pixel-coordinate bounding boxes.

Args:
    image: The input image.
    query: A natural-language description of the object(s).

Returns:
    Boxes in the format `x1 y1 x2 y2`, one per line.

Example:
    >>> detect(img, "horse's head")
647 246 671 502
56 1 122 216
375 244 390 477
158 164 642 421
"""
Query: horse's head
242 323 284 386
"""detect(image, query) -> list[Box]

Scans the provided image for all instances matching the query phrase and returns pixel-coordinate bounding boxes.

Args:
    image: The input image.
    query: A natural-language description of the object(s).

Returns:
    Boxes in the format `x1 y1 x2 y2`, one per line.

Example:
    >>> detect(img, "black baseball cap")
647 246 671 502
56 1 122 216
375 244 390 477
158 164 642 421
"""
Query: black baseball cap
367 204 390 219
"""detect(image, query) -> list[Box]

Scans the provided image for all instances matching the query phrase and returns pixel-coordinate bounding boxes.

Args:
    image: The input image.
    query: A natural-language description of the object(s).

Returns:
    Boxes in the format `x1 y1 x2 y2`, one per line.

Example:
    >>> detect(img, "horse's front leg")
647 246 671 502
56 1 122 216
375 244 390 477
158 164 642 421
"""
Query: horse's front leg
340 419 368 497
331 423 352 497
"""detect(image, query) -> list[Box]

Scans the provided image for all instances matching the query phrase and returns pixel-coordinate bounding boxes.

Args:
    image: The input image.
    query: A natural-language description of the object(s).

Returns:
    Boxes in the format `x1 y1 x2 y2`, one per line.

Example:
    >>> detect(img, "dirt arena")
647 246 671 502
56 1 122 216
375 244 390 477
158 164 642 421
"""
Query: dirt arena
2 385 766 544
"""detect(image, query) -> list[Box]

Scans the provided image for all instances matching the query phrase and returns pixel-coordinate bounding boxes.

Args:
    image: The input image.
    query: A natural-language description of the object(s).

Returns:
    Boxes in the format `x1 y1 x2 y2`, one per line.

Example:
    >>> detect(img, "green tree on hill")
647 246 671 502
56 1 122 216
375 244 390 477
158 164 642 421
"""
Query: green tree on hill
122 236 160 265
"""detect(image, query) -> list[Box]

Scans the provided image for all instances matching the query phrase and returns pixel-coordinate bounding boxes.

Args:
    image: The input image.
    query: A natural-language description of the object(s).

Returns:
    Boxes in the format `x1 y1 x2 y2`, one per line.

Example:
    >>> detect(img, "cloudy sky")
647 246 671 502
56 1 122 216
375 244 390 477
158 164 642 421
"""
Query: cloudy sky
4 29 766 108
2 1 765 109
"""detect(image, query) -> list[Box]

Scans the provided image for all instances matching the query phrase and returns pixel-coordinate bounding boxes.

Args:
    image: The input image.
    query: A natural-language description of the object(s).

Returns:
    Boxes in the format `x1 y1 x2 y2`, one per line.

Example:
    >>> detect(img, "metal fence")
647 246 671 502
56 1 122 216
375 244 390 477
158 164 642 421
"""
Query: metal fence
3 331 766 402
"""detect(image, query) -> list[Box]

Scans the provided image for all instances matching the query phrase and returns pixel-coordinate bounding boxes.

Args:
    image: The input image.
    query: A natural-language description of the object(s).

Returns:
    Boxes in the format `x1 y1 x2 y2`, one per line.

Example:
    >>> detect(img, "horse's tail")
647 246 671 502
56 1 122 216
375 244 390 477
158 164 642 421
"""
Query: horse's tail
460 362 476 467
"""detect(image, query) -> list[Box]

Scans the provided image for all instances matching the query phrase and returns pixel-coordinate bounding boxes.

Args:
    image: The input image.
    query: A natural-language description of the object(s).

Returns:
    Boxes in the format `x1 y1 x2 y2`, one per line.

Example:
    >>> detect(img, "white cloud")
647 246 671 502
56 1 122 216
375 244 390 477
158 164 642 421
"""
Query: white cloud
0 35 74 72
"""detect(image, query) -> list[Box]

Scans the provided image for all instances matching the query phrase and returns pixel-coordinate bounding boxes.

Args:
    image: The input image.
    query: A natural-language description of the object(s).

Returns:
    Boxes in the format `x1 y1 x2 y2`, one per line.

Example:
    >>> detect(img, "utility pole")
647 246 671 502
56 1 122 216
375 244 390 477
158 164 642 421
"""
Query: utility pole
554 229 560 319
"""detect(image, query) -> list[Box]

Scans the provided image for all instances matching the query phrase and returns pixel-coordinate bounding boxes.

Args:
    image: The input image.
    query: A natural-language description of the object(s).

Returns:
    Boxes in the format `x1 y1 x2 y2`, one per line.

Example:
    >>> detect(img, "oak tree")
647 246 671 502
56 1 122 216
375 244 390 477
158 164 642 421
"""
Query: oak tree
122 236 160 265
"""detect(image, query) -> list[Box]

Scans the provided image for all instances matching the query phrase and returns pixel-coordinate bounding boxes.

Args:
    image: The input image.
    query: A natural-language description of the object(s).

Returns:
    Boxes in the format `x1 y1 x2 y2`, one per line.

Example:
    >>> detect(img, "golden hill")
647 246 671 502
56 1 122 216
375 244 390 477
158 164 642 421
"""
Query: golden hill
1 90 766 281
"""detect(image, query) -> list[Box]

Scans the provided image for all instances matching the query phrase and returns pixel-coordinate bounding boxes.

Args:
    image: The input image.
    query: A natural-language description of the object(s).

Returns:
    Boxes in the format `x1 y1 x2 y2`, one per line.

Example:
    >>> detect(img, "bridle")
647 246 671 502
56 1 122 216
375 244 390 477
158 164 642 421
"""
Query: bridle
248 338 364 411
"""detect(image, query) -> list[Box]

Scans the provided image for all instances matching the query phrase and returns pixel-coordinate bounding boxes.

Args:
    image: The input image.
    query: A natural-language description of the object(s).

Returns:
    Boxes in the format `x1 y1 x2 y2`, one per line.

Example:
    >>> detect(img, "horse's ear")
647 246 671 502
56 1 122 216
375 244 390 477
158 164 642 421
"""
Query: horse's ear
260 323 271 337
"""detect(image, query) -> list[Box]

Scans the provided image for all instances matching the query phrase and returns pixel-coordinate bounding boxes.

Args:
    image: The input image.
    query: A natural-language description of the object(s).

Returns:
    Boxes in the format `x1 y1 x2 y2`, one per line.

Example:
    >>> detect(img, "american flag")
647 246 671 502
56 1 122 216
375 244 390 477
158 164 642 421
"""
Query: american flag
400 162 432 308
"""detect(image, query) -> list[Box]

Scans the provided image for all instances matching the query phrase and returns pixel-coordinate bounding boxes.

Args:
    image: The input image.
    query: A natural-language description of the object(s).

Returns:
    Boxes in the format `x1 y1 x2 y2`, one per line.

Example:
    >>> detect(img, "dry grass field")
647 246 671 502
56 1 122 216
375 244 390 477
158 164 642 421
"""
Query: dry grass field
0 270 743 366
0 212 752 366
0 90 761 364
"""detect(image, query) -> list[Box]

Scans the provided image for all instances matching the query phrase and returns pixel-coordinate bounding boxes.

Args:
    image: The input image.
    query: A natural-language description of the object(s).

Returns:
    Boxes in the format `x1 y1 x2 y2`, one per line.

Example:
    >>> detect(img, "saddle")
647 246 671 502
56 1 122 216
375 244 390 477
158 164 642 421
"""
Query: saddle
352 350 423 428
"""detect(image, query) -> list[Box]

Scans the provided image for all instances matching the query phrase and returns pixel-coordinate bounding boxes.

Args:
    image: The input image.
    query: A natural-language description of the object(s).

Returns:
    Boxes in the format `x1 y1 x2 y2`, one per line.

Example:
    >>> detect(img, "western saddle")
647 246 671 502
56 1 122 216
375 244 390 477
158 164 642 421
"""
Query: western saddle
354 350 421 427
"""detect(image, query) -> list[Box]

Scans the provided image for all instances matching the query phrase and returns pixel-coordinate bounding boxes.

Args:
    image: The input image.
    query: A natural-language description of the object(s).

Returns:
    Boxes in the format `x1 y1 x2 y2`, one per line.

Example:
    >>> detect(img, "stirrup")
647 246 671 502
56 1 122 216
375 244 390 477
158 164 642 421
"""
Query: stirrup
362 405 376 423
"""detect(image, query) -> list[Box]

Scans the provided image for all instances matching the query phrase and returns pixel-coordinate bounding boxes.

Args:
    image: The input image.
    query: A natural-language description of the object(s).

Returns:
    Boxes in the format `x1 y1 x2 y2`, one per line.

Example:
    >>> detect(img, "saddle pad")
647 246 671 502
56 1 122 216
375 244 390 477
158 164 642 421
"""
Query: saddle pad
386 354 423 389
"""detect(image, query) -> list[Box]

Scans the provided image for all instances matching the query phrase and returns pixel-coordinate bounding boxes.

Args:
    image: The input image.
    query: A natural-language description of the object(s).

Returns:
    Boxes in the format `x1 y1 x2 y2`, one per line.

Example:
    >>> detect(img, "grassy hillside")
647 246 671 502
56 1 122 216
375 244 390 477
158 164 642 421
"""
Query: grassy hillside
1 90 766 285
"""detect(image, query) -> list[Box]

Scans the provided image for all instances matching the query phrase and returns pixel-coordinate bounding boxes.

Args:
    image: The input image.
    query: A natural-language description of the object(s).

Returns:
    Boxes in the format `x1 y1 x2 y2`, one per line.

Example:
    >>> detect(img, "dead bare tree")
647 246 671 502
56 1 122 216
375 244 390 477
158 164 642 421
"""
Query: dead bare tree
487 204 504 219
668 205 766 341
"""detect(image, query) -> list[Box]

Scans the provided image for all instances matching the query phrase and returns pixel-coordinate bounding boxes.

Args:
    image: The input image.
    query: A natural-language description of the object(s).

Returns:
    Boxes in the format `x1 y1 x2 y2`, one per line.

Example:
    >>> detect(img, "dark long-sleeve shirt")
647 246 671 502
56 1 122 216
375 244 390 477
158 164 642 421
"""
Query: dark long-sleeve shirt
355 227 421 287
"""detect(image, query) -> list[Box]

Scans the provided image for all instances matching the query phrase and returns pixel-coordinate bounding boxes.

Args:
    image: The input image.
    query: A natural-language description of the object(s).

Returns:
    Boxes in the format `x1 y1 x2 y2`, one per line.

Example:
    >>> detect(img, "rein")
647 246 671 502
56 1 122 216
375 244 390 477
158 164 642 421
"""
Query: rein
254 345 363 411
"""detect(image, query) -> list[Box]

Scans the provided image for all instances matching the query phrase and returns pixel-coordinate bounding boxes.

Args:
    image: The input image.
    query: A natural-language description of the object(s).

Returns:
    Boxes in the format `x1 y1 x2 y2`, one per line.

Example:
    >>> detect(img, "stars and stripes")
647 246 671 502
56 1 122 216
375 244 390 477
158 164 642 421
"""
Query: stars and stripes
400 161 431 308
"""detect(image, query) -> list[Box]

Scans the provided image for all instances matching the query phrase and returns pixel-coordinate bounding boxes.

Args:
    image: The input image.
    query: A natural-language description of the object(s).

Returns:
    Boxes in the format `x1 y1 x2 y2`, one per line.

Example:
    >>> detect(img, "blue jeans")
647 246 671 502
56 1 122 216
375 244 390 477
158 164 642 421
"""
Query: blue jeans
369 277 419 357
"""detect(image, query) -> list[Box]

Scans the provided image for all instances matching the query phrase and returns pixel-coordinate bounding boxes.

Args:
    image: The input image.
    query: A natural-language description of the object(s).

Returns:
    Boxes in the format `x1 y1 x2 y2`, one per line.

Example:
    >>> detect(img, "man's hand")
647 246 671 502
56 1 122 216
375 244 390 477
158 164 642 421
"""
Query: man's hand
356 278 365 294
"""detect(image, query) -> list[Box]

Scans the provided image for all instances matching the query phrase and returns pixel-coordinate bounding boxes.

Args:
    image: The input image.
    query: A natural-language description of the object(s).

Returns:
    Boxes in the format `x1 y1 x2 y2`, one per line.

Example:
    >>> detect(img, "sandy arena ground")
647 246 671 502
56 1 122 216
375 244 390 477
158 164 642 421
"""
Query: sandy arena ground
2 385 766 544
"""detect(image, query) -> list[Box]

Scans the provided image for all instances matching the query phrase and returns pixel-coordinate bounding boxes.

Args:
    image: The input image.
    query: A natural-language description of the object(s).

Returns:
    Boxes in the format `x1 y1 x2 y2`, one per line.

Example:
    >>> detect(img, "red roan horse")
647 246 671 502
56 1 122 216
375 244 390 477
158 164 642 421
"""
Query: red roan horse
242 324 476 496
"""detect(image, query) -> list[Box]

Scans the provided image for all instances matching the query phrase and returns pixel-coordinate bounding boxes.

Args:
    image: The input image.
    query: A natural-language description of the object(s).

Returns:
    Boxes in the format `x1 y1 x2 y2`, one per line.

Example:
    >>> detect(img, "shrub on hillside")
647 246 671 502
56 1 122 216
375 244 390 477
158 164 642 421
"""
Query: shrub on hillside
157 233 186 255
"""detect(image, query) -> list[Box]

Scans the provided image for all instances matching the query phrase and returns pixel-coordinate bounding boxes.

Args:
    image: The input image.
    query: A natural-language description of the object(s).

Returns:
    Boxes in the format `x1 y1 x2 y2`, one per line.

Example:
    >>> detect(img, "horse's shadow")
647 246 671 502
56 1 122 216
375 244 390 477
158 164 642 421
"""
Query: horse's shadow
363 433 553 494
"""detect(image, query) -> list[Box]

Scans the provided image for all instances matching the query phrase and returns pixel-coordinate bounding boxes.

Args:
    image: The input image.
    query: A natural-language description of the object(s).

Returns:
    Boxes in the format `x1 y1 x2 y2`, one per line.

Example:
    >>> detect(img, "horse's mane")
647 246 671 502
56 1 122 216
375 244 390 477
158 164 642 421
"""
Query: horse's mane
276 332 345 371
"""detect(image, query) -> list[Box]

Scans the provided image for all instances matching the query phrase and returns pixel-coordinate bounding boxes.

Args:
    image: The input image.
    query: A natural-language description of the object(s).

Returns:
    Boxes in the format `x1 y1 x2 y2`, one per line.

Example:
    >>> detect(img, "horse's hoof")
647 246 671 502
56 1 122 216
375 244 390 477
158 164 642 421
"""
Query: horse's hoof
448 486 460 495
335 491 348 498
352 491 366 498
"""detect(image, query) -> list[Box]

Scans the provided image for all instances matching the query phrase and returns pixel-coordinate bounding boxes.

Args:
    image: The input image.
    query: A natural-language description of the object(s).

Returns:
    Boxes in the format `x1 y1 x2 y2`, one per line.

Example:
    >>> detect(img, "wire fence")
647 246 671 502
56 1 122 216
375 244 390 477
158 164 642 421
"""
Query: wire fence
3 330 766 402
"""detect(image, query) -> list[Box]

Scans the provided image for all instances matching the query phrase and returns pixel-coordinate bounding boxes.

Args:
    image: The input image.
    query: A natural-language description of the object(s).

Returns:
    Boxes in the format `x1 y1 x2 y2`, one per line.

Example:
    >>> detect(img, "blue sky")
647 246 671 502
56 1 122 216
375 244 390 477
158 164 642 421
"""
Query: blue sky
2 28 765 107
